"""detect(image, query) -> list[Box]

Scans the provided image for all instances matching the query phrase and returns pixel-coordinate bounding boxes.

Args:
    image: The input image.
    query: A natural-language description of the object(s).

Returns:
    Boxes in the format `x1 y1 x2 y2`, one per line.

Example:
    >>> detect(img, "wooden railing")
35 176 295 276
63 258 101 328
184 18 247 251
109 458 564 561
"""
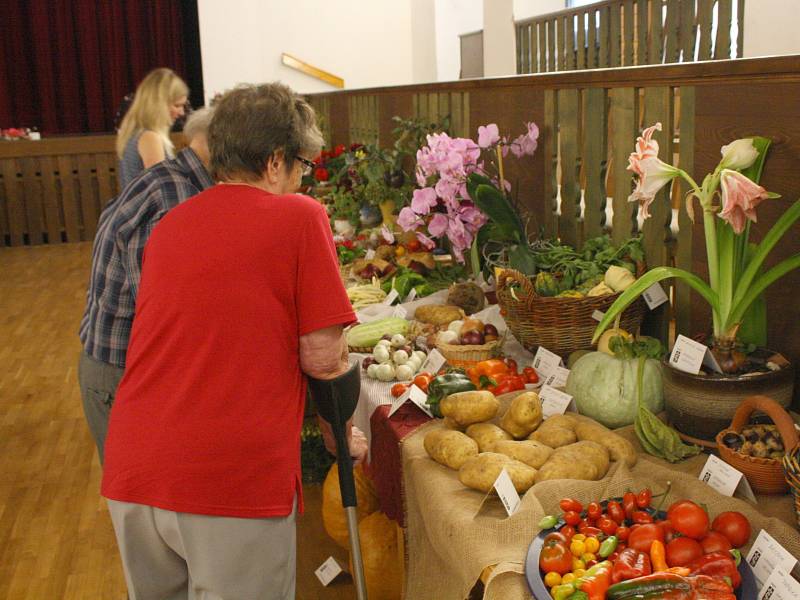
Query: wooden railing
516 0 743 74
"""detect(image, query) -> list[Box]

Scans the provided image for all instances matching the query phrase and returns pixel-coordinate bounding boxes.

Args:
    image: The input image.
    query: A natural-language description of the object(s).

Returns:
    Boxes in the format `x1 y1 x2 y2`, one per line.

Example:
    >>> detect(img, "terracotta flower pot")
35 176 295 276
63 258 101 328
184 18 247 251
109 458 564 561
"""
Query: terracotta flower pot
662 350 795 442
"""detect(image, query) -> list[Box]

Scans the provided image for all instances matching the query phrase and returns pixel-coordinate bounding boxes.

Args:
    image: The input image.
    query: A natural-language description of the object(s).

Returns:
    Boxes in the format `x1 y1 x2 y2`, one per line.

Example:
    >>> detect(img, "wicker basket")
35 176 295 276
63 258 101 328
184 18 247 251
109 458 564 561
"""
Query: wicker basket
496 269 647 358
437 333 505 368
782 444 800 527
715 395 800 495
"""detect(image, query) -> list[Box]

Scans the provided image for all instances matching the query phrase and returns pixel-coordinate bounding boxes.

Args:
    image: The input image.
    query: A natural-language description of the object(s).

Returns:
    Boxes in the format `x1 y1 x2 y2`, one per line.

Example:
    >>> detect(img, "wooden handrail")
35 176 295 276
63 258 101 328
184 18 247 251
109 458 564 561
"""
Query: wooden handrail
281 53 344 89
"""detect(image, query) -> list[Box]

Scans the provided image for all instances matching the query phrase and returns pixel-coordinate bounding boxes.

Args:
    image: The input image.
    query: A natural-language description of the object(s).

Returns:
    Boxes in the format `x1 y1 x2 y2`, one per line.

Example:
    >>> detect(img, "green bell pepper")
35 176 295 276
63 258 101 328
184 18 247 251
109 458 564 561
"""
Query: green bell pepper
425 373 476 418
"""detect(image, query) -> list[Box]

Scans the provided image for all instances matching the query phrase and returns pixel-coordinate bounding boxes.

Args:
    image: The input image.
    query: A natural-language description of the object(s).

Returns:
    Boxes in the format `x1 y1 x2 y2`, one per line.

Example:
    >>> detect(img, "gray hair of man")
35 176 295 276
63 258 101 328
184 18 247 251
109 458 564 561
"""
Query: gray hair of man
182 107 215 143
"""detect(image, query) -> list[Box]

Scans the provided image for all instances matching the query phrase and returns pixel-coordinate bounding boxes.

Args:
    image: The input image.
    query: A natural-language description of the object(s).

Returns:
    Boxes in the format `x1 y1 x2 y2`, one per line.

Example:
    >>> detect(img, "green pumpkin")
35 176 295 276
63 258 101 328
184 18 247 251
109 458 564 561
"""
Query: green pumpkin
565 351 663 428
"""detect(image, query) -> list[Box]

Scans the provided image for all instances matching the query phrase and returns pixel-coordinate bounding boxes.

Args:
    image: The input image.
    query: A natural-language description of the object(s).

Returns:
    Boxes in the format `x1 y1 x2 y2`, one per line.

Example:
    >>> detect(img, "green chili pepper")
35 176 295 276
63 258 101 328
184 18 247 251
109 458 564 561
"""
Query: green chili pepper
598 535 618 558
538 515 558 530
729 549 742 567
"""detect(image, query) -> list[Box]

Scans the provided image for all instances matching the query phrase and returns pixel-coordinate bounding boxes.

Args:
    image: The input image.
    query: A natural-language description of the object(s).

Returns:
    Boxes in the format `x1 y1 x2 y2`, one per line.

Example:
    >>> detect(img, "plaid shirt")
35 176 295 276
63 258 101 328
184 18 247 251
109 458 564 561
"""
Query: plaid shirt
79 148 213 367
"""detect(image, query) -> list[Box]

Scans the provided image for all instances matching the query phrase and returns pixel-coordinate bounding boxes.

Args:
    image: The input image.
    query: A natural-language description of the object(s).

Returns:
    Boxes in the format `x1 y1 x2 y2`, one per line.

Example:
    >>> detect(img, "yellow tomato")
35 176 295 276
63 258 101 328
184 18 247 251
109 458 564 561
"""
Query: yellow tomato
395 246 406 257
570 539 586 557
584 537 600 554
581 552 597 563
561 573 576 585
571 533 586 542
572 557 586 571
543 572 562 588
573 568 587 579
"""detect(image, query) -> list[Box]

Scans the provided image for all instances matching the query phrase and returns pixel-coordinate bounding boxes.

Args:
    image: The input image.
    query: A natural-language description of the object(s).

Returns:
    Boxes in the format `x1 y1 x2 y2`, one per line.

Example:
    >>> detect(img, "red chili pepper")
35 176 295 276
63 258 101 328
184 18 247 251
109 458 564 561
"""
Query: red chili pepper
611 548 653 584
687 552 741 590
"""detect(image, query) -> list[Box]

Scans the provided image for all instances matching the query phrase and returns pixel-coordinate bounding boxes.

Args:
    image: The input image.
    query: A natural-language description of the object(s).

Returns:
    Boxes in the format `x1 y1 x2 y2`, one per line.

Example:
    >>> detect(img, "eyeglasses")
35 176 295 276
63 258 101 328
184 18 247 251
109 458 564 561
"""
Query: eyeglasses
295 156 315 176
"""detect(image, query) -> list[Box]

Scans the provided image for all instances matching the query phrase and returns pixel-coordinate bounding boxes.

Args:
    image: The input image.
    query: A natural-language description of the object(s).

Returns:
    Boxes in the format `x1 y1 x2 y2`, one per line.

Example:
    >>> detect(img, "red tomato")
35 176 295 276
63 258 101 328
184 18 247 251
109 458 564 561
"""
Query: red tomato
522 367 539 384
658 520 677 544
623 491 637 519
636 488 653 508
405 239 421 252
390 383 408 397
412 373 432 393
667 500 709 540
539 539 572 575
628 523 665 553
711 511 751 548
587 502 602 520
545 531 569 545
616 526 631 542
597 516 618 536
701 531 733 554
579 526 603 538
558 525 576 541
666 537 704 567
563 511 581 526
504 358 518 373
632 511 654 524
607 501 625 524
559 498 583 513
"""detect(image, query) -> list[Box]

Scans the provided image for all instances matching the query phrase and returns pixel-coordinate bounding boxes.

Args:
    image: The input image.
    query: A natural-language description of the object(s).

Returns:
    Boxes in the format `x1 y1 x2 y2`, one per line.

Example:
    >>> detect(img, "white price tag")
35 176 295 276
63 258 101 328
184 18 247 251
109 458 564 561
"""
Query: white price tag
391 304 408 319
421 348 446 375
532 346 563 379
388 386 413 417
758 566 800 600
539 385 576 419
493 468 521 516
315 556 344 586
642 282 669 309
747 530 798 589
669 335 722 375
591 310 605 322
544 366 571 389
408 385 433 417
698 454 756 502
383 289 399 305
404 288 417 303
364 248 376 260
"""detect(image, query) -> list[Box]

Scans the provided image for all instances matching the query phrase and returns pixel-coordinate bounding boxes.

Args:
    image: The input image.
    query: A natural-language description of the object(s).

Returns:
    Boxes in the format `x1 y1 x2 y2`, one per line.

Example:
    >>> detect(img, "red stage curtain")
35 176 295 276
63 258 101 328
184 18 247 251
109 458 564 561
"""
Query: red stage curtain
0 0 194 134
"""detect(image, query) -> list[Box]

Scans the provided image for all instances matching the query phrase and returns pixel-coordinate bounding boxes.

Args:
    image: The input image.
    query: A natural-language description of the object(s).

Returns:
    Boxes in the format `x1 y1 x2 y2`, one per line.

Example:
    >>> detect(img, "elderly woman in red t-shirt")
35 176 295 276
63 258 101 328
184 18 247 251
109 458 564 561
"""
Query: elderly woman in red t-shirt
102 82 366 600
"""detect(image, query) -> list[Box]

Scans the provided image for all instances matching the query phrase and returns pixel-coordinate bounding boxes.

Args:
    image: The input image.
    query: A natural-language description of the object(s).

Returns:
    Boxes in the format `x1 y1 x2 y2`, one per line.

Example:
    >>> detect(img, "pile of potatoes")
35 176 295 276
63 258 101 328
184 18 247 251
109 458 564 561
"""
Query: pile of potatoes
423 390 637 495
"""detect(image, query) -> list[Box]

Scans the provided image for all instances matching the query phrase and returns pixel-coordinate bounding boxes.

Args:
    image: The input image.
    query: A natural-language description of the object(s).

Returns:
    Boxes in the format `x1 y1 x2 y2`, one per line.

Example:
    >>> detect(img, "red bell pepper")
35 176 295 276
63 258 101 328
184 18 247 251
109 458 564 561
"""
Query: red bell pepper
579 564 612 600
687 574 736 600
688 552 741 590
611 548 653 584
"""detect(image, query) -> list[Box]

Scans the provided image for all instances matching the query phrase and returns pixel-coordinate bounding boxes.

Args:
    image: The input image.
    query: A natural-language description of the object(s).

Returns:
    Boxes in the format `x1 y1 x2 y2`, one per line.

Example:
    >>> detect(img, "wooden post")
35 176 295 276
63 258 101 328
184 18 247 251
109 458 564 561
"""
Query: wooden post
543 90 559 238
675 86 696 337
583 88 609 240
609 87 637 245
558 88 581 248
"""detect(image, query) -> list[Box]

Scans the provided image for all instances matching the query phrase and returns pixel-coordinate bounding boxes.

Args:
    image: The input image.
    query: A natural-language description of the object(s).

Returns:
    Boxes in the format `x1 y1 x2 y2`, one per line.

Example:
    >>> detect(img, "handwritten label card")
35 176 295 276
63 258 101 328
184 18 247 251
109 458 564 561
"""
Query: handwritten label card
421 348 446 375
758 567 800 600
698 454 756 502
544 366 571 389
539 385 576 419
493 468 521 516
591 310 606 322
533 346 563 379
315 556 345 586
407 384 433 417
747 530 798 589
669 335 722 374
643 282 669 309
404 288 417 303
383 288 399 305
391 304 408 319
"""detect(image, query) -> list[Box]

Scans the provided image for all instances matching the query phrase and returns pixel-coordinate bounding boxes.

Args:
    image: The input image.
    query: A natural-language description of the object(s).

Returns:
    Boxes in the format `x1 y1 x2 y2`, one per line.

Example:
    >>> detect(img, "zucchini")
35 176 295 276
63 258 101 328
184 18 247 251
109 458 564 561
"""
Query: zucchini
607 573 691 599
345 317 409 348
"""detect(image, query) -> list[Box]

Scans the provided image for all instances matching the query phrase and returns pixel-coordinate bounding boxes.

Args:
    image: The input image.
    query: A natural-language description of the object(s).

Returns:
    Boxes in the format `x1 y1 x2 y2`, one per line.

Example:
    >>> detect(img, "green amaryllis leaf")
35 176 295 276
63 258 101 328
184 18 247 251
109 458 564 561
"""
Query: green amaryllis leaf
473 183 526 242
730 200 800 311
592 266 719 343
727 253 800 327
717 220 736 324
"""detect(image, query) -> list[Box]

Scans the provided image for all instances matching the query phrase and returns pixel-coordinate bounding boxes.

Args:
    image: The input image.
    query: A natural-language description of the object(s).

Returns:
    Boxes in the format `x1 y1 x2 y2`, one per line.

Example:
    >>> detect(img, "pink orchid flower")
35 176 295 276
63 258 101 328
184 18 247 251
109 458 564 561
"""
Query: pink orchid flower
415 232 436 250
718 169 770 234
627 123 680 219
411 187 438 214
477 124 500 148
381 225 395 244
427 213 449 237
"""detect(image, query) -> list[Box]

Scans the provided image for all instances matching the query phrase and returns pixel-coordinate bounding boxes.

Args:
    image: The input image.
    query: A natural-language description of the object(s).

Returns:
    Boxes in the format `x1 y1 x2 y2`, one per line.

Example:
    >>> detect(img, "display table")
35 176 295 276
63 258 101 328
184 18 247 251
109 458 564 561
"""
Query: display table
398 417 800 600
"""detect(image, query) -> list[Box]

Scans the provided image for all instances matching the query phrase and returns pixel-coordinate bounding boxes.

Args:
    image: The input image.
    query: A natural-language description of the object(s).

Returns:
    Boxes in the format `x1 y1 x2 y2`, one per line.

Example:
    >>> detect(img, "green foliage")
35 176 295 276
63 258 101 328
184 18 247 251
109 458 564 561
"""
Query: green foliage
329 188 361 225
300 421 335 484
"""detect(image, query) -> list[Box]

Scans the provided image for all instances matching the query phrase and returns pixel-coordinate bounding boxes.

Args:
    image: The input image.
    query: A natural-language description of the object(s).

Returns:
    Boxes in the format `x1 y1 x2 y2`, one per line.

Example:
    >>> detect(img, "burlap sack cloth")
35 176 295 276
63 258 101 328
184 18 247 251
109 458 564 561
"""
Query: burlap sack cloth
402 415 800 600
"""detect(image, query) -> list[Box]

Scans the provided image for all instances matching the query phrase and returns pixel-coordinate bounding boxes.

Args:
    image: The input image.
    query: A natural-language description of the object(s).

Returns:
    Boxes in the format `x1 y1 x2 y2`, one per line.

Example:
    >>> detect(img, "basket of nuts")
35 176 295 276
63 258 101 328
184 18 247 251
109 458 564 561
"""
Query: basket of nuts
716 395 800 495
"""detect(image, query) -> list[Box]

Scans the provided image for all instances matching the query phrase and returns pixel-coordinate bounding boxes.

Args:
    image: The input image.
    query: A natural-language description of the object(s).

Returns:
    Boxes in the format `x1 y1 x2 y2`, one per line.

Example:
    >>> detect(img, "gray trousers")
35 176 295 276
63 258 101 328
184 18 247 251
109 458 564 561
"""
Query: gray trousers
78 350 125 464
107 500 297 600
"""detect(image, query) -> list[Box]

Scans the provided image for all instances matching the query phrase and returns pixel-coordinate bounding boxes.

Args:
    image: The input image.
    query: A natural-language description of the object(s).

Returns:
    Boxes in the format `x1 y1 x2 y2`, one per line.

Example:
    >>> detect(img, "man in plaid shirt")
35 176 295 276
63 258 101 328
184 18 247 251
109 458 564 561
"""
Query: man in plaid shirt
78 107 214 463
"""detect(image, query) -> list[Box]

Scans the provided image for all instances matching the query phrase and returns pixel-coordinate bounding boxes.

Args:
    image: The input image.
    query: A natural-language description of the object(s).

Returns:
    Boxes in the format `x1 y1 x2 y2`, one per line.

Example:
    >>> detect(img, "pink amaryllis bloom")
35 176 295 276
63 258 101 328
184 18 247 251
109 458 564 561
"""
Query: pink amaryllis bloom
627 123 680 219
718 169 770 234
477 123 500 148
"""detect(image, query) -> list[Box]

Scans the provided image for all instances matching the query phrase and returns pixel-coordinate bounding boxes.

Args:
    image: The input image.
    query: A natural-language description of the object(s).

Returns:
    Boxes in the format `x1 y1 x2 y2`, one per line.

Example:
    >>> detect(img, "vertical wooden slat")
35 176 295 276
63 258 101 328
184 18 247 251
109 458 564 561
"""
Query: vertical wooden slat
526 24 534 72
598 5 610 67
714 0 733 59
547 19 556 72
20 158 44 245
450 93 462 138
680 0 697 61
675 86 695 336
438 93 450 130
636 0 648 65
609 87 637 245
558 89 580 248
520 23 530 73
0 164 11 244
1 159 26 245
462 92 470 140
95 153 115 207
428 93 439 128
538 21 547 74
610 2 622 67
664 0 681 62
516 23 523 73
736 0 745 57
649 0 664 64
641 86 674 343
697 0 714 60
587 9 598 68
564 15 576 70
77 154 98 241
559 16 568 71
583 88 608 239
623 0 635 65
38 156 63 244
577 11 587 69
543 90 559 238
57 155 81 243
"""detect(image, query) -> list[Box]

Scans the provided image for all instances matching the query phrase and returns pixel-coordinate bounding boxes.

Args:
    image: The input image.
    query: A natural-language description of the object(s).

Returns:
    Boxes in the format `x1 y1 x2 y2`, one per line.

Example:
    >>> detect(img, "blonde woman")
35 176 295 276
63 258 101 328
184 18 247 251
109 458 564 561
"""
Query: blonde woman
116 68 188 188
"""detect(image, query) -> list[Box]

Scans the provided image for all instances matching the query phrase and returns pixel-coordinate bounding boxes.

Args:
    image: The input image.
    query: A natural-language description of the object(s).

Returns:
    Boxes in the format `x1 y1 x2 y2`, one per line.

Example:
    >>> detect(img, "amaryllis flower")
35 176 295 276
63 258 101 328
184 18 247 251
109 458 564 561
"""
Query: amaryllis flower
410 187 438 214
719 138 759 171
477 124 500 148
718 169 770 234
627 123 680 219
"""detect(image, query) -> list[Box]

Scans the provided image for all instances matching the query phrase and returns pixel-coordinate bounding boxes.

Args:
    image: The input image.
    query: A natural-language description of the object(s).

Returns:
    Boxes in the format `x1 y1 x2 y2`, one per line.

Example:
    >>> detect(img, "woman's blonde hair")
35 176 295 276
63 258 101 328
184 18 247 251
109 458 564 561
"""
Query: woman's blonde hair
116 68 188 158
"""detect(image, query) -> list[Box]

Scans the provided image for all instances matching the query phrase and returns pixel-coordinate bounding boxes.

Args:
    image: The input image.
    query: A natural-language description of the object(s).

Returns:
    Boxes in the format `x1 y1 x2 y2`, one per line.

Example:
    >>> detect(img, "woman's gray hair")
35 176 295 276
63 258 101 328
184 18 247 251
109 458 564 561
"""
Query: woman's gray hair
182 107 215 143
208 82 324 181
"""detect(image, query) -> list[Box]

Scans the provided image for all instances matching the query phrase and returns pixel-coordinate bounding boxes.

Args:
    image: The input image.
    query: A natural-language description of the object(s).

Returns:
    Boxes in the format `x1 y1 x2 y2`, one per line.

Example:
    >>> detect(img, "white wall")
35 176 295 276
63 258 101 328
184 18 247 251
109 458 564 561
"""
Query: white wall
434 0 483 82
484 0 517 76
743 0 800 58
197 0 417 101
513 0 566 21
412 0 439 84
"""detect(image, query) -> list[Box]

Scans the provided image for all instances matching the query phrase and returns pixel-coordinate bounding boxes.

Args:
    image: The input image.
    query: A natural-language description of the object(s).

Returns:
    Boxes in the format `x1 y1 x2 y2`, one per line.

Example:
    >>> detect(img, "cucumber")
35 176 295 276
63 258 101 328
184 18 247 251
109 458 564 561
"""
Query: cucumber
346 318 409 348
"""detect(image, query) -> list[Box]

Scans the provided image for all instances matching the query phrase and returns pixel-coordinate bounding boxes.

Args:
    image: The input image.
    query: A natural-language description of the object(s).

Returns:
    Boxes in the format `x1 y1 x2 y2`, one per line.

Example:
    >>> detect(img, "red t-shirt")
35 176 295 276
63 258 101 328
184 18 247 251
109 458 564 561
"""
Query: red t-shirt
101 185 355 518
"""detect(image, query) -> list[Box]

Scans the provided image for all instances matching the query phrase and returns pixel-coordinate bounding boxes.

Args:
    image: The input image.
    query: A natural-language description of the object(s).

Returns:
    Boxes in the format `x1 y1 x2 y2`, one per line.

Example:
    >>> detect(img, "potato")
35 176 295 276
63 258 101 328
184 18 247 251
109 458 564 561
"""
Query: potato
529 415 578 448
458 452 537 494
466 423 512 452
500 391 543 439
443 417 464 431
574 421 637 467
488 439 553 469
440 390 500 427
424 429 479 470
534 441 610 483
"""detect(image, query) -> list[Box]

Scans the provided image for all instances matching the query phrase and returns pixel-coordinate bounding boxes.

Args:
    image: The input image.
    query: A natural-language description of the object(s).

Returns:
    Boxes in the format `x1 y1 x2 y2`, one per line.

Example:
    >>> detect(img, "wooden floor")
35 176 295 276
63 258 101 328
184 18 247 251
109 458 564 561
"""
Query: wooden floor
0 243 354 599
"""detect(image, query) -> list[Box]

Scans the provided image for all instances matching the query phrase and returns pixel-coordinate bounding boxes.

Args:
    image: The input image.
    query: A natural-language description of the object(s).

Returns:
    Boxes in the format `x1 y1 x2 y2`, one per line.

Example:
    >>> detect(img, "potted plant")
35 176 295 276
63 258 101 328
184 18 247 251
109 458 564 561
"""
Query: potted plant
594 124 800 440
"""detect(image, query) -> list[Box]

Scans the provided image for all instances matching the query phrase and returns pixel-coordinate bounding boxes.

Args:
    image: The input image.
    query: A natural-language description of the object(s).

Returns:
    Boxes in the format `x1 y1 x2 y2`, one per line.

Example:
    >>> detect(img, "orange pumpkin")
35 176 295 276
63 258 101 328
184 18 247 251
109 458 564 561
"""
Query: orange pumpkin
349 511 403 600
322 463 379 548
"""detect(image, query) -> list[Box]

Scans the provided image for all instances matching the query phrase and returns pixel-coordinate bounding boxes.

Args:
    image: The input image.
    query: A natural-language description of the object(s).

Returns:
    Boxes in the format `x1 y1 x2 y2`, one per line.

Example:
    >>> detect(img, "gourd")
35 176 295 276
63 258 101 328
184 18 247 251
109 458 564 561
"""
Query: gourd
346 318 409 348
534 272 558 296
565 351 663 429
349 511 403 600
322 464 379 548
604 265 636 292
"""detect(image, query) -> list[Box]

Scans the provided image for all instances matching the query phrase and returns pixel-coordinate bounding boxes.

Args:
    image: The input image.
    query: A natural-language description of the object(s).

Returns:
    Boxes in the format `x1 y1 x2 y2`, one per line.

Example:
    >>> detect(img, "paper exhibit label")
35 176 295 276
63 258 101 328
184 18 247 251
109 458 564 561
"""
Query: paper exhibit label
539 385 576 419
698 454 756 502
493 468 521 516
746 529 798 589
315 556 344 586
643 282 669 309
532 346 563 379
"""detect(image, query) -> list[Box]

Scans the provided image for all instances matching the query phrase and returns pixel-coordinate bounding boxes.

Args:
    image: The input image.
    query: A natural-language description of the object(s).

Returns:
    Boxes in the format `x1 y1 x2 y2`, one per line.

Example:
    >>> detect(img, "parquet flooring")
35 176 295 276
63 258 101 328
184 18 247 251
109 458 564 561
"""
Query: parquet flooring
0 243 354 599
